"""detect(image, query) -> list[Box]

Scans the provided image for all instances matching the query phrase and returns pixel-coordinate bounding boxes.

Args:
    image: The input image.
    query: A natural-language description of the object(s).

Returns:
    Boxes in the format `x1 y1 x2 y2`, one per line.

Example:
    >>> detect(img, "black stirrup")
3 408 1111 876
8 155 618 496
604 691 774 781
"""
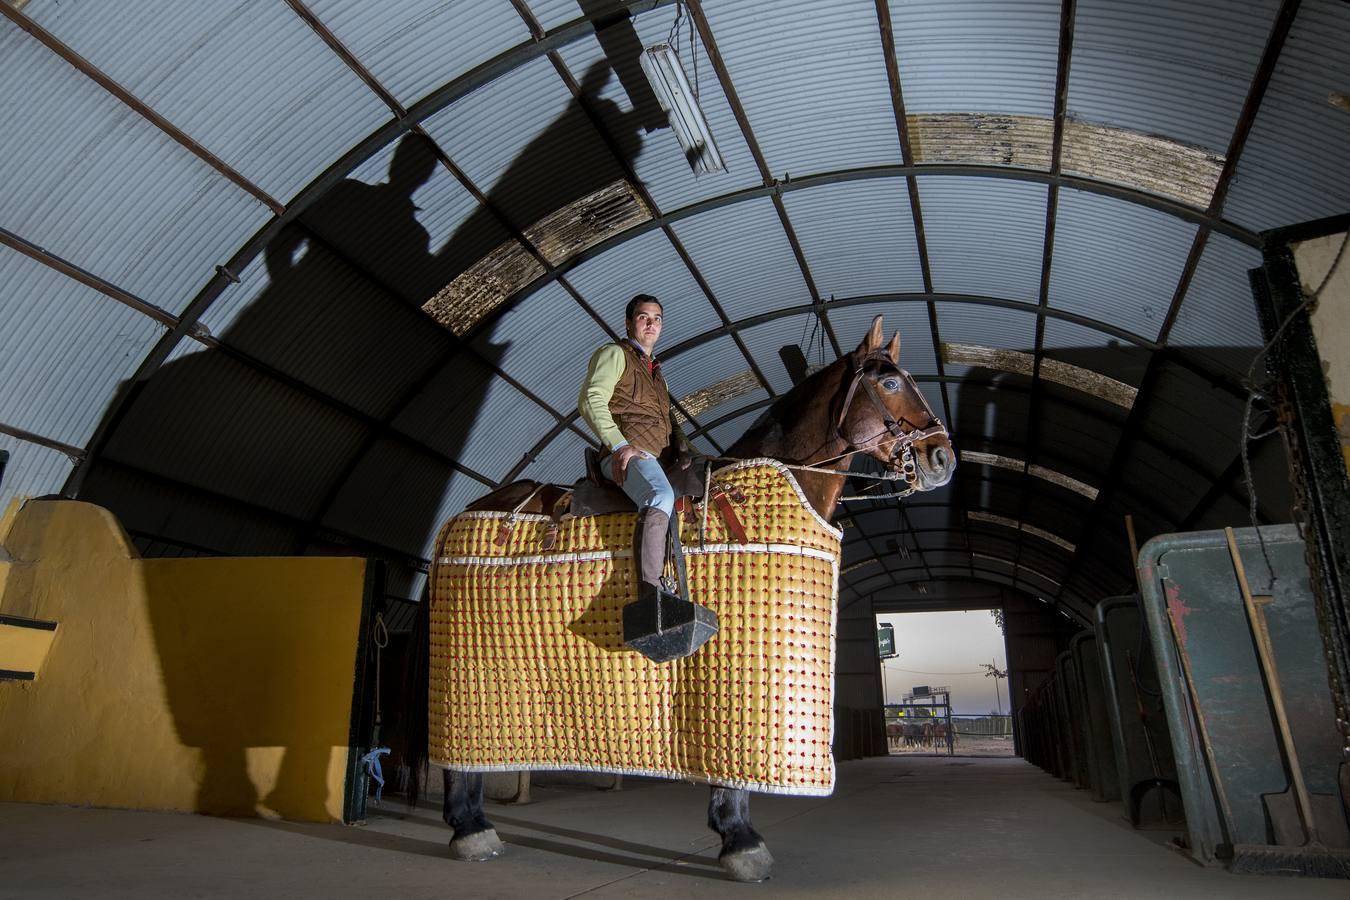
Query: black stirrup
622 514 718 663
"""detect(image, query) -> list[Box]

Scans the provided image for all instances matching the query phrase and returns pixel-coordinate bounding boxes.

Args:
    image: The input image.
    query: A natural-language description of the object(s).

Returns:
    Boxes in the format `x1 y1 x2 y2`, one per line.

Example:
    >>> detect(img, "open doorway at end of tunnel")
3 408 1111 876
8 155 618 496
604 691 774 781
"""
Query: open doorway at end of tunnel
877 610 1013 758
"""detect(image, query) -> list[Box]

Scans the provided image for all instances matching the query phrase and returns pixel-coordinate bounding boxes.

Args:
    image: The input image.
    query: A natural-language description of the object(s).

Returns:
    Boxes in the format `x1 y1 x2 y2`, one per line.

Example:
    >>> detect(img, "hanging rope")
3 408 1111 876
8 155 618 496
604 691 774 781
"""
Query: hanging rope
700 458 712 550
1238 229 1349 582
363 611 391 805
371 611 388 740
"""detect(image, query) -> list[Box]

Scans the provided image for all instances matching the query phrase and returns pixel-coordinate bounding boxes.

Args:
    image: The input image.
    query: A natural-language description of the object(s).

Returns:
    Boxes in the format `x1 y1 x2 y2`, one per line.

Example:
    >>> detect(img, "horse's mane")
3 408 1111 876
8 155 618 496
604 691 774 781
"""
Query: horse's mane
726 353 850 455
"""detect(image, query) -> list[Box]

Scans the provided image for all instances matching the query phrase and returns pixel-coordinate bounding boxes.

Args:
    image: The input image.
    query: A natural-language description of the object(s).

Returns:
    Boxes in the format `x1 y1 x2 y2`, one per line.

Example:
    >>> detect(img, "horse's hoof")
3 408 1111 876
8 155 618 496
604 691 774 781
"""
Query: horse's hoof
720 844 774 882
449 829 504 861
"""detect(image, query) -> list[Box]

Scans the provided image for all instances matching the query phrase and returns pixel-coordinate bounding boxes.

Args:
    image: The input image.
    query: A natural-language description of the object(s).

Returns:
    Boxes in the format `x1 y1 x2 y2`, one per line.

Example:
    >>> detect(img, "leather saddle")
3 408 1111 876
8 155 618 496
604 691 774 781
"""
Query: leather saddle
536 449 747 552
570 448 708 518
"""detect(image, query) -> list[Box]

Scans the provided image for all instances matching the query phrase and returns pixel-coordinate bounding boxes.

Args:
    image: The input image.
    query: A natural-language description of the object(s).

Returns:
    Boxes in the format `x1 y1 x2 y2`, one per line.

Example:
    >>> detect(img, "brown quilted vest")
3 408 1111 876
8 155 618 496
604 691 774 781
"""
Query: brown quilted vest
609 341 672 457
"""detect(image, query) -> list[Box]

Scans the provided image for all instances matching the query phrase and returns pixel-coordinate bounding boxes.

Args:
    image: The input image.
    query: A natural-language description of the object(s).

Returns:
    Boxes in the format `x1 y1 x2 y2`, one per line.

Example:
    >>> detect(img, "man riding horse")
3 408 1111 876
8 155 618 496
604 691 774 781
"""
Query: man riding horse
411 313 956 881
578 294 694 632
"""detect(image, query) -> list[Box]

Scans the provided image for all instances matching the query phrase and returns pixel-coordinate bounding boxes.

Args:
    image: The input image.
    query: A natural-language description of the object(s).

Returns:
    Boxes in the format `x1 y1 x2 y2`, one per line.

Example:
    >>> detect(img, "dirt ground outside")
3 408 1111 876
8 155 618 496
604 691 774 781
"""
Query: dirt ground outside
888 732 1015 757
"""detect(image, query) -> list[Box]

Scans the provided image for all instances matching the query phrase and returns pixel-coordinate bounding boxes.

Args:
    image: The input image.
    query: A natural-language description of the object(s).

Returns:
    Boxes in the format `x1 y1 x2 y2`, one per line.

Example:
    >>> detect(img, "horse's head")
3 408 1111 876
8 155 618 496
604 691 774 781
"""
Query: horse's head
837 316 956 491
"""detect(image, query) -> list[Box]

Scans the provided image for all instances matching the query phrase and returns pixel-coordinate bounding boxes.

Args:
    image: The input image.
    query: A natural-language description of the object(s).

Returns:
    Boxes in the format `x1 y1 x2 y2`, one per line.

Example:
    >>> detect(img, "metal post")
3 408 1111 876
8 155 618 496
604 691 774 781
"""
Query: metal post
944 691 954 756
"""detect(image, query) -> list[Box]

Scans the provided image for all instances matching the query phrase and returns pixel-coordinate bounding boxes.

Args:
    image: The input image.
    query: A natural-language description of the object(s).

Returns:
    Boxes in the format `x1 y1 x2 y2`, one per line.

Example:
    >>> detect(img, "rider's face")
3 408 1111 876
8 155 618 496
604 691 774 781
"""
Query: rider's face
627 303 663 352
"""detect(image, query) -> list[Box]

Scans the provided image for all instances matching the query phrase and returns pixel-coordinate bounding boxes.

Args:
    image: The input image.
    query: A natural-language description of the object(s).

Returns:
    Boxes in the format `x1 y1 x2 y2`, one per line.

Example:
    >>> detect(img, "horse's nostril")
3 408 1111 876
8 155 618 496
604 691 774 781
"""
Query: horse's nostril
932 447 949 471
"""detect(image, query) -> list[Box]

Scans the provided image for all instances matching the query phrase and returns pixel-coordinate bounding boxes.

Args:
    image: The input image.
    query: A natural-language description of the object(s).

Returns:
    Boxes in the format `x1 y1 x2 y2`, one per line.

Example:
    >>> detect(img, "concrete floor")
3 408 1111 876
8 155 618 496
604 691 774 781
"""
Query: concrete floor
1 756 1344 899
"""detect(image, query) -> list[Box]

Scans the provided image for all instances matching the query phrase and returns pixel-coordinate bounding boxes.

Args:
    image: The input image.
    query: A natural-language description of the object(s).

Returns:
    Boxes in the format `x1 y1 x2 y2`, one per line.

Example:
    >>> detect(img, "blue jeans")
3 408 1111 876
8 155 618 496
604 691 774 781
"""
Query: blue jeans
603 450 675 518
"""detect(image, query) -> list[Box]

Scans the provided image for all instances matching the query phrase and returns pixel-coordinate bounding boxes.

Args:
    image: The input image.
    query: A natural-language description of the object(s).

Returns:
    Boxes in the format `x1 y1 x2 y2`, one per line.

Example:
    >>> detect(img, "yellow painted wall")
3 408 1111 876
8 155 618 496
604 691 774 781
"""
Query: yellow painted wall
0 499 368 822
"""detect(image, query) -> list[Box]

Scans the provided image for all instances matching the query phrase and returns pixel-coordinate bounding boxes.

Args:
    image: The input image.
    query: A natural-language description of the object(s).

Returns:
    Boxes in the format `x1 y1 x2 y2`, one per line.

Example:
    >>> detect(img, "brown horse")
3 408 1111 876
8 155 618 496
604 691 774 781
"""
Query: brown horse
403 316 954 881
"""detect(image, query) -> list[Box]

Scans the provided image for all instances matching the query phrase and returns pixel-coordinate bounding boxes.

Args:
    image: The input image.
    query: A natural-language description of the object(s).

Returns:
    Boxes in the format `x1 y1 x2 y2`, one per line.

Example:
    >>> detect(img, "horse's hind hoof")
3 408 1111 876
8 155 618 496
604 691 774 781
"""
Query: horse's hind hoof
720 844 774 882
449 829 504 861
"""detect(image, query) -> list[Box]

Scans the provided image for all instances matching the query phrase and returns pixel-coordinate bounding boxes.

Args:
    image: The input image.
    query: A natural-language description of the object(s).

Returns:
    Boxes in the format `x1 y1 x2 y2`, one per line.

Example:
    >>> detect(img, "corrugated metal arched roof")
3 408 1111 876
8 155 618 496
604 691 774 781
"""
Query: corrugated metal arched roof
3 0 1347 619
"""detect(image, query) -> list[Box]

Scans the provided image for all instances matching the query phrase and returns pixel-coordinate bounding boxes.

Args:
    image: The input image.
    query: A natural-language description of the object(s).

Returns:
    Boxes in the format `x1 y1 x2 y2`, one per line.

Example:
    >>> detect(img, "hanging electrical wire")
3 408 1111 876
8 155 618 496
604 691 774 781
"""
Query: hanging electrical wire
667 1 682 53
798 307 814 357
666 1 698 99
800 307 828 372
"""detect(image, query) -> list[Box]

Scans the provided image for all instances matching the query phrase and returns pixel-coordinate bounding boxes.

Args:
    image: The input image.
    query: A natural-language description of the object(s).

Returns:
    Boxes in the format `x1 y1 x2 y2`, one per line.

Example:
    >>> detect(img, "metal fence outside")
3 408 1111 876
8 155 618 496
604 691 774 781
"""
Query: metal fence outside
951 714 1014 737
884 708 1015 757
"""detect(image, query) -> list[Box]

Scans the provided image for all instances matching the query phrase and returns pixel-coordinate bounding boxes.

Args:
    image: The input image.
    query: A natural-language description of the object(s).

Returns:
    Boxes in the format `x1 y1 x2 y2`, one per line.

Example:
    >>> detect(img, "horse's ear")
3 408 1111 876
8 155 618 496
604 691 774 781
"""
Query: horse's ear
885 331 901 366
858 316 884 355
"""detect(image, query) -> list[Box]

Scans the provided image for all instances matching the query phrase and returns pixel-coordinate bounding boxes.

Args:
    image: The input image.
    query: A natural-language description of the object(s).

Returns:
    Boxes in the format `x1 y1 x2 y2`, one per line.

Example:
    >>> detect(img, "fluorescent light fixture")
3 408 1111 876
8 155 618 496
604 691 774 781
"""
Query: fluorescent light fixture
640 43 726 175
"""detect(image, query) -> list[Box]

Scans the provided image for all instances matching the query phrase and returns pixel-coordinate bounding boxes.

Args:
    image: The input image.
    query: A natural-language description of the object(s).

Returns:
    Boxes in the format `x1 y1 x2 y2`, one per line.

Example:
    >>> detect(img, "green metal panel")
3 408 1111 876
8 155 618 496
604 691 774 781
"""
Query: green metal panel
1094 595 1181 826
1137 525 1344 865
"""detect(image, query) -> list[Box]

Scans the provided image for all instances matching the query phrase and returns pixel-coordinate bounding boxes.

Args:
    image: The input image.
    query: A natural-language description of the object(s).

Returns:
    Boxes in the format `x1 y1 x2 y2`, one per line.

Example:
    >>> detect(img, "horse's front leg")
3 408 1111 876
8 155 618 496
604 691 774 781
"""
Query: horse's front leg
443 770 504 861
708 787 773 881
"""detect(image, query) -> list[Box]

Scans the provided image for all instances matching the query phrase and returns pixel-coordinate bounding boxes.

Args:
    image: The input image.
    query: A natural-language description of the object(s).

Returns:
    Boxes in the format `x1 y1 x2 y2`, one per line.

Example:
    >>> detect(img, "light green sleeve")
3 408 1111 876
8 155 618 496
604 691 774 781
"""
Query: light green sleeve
579 344 629 450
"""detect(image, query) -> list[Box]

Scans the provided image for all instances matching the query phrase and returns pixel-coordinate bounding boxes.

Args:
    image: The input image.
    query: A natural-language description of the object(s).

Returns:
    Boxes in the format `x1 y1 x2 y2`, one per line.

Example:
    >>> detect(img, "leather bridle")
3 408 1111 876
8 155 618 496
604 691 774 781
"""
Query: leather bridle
835 350 949 488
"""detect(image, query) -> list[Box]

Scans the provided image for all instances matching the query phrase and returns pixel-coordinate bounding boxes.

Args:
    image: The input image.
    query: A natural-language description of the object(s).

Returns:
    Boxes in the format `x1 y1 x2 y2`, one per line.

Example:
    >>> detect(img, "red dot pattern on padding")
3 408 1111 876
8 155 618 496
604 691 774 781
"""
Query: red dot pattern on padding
428 461 840 793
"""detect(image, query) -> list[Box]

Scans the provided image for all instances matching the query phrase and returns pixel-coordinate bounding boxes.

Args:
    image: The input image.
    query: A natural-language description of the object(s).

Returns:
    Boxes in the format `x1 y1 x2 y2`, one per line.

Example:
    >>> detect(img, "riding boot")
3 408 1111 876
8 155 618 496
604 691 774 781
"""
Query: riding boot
634 507 670 591
622 507 719 663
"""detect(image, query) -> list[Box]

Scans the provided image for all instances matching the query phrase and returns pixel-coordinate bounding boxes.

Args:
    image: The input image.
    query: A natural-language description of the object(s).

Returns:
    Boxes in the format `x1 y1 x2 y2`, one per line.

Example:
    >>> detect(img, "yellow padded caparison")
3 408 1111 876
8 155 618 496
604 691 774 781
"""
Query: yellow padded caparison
428 460 841 796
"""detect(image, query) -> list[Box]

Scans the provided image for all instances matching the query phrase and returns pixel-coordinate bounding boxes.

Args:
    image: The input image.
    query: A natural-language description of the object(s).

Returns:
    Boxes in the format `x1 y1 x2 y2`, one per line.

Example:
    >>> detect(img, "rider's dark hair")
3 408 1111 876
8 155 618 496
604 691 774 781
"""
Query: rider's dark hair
625 294 662 322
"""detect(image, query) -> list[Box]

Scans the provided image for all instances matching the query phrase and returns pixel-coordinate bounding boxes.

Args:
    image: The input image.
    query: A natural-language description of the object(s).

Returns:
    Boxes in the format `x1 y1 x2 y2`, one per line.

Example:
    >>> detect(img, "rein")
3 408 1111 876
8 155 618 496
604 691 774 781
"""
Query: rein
706 353 949 502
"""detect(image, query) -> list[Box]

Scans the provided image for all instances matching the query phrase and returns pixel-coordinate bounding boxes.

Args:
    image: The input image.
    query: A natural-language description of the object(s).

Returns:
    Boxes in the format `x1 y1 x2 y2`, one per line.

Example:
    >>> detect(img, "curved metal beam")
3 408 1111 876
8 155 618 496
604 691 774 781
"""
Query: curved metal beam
842 548 1120 600
653 294 1247 403
657 291 1160 361
491 165 1261 327
838 525 1122 588
851 569 1093 626
838 541 1119 596
842 525 1048 555
837 471 1092 526
859 575 1035 607
849 562 1121 612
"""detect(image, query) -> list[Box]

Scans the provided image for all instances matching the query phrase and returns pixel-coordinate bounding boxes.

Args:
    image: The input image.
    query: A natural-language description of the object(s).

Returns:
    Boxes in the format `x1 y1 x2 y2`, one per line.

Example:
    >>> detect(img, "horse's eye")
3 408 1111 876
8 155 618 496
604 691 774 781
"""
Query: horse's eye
880 377 902 392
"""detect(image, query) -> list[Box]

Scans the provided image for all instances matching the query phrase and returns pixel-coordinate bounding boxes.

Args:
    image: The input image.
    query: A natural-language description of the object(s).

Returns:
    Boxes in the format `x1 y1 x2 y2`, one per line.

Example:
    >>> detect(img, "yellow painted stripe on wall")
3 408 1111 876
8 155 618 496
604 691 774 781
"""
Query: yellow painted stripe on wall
0 619 56 676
